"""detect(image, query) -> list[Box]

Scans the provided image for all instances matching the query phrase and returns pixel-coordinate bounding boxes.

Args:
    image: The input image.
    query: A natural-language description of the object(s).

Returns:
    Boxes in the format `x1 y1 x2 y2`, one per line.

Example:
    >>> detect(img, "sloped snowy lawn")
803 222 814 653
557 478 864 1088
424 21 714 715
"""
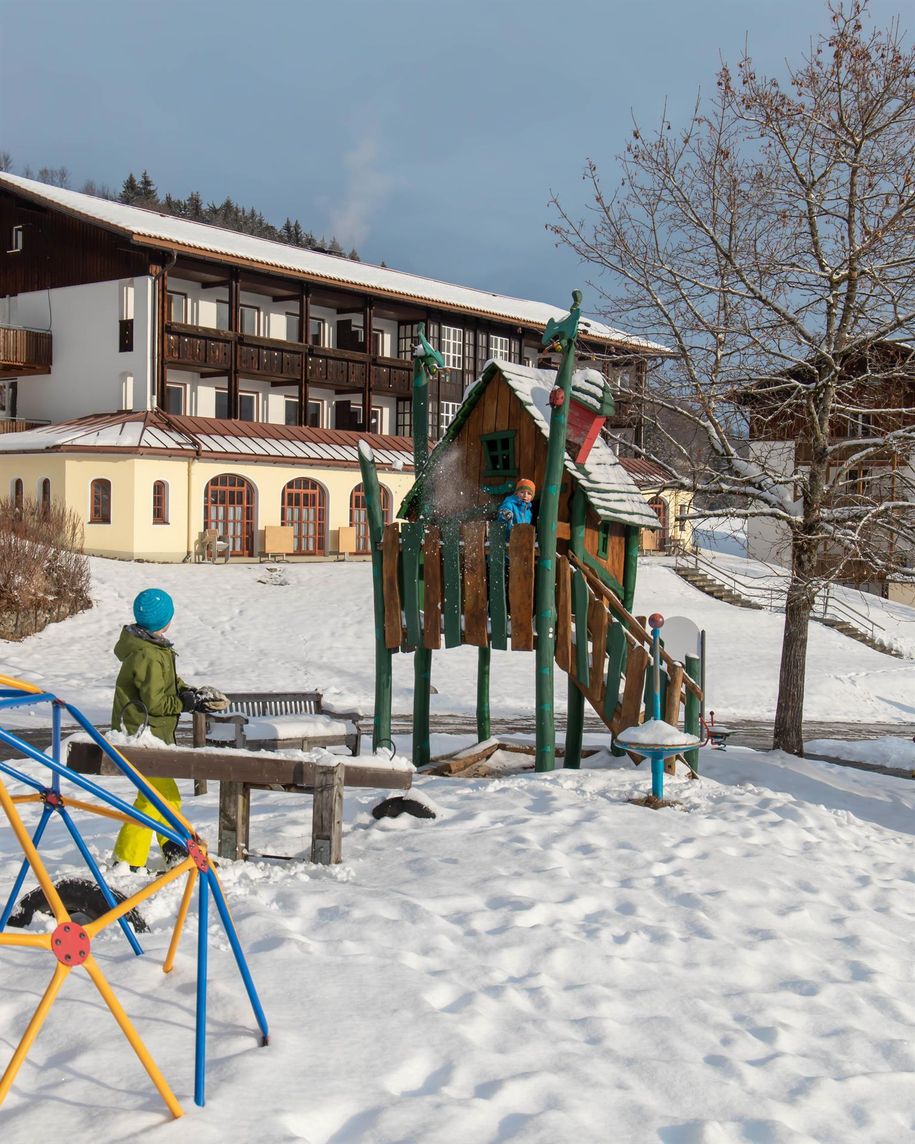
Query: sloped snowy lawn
1 748 913 1142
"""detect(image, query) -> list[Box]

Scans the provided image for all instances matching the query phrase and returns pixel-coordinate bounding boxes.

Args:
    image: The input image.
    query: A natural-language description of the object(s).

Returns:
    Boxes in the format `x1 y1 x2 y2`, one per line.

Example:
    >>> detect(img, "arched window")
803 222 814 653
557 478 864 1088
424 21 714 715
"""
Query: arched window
349 483 392 554
281 478 326 555
90 478 111 524
12 478 23 513
39 478 51 517
152 480 169 524
204 474 255 556
648 496 668 550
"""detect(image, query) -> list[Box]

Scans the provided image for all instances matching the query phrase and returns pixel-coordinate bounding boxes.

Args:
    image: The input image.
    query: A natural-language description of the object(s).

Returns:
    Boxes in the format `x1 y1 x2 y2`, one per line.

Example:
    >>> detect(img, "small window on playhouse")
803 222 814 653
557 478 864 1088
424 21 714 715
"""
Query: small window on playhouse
481 431 517 477
598 521 611 559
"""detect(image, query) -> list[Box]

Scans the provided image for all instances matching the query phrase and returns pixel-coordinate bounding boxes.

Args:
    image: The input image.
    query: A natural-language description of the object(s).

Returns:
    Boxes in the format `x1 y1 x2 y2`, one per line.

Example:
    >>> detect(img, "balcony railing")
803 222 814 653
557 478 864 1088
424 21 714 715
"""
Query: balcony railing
164 324 413 392
0 417 50 434
0 327 52 379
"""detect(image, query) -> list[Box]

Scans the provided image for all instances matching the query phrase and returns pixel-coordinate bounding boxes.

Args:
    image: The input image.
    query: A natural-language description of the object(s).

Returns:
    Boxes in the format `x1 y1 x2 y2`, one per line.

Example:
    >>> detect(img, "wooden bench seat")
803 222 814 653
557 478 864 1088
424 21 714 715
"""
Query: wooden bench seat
206 691 362 755
67 740 411 863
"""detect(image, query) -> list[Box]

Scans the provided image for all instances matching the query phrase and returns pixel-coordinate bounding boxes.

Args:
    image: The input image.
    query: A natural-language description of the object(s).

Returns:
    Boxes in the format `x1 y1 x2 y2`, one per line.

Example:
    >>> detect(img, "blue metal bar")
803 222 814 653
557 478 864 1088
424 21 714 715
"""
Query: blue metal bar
51 702 62 794
207 869 269 1044
194 872 209 1107
57 805 144 957
0 693 56 711
0 727 185 845
0 757 47 792
62 704 190 841
0 803 54 930
651 755 664 799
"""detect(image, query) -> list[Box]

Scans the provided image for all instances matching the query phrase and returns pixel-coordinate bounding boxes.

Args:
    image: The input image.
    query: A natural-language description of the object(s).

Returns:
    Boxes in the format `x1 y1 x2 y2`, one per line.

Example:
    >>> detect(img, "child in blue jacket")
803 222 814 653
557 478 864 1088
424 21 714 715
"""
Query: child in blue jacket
498 478 535 533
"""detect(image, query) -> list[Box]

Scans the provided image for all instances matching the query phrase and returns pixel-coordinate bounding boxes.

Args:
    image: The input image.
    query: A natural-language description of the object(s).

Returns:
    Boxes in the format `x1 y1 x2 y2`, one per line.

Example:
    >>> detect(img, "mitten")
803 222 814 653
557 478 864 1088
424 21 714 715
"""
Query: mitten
193 685 230 713
179 687 198 713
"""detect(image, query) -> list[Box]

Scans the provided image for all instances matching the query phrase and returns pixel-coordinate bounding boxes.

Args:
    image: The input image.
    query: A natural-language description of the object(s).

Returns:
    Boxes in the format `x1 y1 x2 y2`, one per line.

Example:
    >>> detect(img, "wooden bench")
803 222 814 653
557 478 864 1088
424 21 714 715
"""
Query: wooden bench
203 691 362 755
67 740 411 863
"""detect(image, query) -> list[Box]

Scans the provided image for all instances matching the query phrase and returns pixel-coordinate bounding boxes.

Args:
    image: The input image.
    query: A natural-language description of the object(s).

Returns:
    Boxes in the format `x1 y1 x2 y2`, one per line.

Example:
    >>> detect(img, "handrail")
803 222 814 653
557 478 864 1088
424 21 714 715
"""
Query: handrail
675 546 884 643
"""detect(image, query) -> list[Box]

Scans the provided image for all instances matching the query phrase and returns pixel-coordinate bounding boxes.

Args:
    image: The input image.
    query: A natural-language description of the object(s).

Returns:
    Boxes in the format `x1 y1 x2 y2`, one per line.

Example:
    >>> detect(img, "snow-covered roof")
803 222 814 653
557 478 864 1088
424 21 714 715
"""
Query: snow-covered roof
402 361 660 529
0 411 414 469
0 173 670 354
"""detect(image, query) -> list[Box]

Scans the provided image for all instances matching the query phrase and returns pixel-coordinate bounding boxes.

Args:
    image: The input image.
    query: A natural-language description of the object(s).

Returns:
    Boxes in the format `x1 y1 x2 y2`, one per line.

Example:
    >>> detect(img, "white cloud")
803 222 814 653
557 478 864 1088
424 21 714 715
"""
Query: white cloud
328 135 394 250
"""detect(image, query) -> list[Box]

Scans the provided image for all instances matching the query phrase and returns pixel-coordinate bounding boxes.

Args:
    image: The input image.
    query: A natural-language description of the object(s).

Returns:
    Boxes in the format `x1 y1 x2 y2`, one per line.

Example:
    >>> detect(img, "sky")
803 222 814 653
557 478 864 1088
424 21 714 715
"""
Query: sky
0 0 909 323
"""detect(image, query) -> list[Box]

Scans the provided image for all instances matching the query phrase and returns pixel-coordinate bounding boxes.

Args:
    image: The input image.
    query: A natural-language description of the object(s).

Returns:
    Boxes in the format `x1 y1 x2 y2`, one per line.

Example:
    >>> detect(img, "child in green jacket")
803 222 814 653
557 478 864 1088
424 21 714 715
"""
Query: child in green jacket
111 588 224 872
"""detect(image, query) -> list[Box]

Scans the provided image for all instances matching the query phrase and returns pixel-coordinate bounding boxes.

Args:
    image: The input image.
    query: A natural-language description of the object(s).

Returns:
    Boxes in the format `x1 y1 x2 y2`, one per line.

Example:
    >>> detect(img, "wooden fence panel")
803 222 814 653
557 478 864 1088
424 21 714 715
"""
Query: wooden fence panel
462 521 489 647
401 522 424 649
665 663 685 727
442 522 463 648
589 600 609 702
617 644 650 733
381 524 403 649
572 569 590 684
508 524 535 651
603 622 628 723
555 556 572 672
488 522 508 651
423 527 442 650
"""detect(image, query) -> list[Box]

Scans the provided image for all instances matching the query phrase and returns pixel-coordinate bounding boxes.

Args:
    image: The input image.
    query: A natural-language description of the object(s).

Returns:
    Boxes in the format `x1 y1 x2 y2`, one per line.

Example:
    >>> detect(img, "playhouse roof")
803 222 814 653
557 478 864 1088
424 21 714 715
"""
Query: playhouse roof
0 411 415 470
0 173 670 354
401 361 660 529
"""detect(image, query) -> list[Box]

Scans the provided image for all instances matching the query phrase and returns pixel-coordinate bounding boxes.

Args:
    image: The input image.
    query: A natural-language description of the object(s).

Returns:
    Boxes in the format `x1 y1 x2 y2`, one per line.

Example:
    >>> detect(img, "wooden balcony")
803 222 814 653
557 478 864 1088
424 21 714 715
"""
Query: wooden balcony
0 417 50 434
0 327 52 379
164 324 413 393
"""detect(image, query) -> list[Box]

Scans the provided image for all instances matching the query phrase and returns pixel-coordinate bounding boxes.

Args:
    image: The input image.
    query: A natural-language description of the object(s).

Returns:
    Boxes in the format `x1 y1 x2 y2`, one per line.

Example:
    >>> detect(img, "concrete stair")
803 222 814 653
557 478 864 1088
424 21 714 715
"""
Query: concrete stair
675 566 765 610
814 615 906 659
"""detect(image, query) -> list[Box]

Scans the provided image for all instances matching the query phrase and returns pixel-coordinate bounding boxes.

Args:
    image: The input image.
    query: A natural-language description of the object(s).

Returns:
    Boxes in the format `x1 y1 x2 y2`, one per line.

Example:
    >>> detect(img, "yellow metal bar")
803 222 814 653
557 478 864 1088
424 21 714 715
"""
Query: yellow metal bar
57 796 135 826
103 743 197 834
0 782 68 922
85 857 194 939
83 956 183 1119
11 794 41 804
163 867 197 974
0 963 69 1106
0 673 43 694
0 932 52 950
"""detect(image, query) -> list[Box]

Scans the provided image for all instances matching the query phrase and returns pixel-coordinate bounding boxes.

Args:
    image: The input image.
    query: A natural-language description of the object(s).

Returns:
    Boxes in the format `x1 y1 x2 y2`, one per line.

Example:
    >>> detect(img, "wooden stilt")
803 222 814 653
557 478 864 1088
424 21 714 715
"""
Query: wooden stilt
477 647 491 743
359 445 393 751
311 764 344 865
684 654 702 773
565 677 584 769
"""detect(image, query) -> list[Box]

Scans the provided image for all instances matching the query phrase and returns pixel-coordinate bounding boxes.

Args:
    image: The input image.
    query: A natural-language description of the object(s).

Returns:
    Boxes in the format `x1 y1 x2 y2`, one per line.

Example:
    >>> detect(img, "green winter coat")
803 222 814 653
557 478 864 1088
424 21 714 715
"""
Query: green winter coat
111 625 188 745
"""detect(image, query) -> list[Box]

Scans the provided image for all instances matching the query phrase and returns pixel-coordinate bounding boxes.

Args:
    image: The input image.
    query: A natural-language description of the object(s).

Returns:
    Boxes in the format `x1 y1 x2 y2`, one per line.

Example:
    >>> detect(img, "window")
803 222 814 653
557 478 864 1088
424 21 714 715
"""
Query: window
285 313 301 342
677 504 688 534
846 468 869 495
9 225 24 253
369 407 383 434
90 478 111 524
440 325 463 370
152 480 169 524
167 291 187 324
12 478 23 512
371 329 385 356
282 478 326 555
216 300 230 331
239 305 260 336
285 398 321 427
350 483 392 554
648 497 668 549
285 398 299 426
598 522 611 559
396 400 412 437
164 384 185 415
204 473 255 557
215 391 256 420
398 322 422 360
309 318 326 347
489 334 511 360
847 412 874 438
440 401 461 432
334 401 362 430
308 401 321 427
481 430 517 477
40 478 51 517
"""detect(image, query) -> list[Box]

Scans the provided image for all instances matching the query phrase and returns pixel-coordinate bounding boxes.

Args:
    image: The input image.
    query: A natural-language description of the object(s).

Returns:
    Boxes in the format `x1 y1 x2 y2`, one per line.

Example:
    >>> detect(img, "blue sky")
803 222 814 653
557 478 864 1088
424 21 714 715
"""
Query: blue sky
0 0 907 321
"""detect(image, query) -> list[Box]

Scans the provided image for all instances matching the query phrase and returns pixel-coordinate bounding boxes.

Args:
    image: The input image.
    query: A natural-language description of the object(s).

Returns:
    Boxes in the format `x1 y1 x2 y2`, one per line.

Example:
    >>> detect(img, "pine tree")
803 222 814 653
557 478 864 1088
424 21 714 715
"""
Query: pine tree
120 173 141 203
137 170 158 203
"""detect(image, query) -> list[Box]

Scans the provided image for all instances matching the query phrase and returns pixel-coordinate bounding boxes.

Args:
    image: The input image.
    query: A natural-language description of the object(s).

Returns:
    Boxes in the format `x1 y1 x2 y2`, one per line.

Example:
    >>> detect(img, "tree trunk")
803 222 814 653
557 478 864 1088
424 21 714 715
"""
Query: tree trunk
772 535 816 755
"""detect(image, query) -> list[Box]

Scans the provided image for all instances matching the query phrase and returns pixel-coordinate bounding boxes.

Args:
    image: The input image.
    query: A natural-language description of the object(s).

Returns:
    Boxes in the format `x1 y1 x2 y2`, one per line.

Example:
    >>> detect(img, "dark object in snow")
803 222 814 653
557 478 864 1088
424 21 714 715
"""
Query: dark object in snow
372 795 437 820
7 877 149 931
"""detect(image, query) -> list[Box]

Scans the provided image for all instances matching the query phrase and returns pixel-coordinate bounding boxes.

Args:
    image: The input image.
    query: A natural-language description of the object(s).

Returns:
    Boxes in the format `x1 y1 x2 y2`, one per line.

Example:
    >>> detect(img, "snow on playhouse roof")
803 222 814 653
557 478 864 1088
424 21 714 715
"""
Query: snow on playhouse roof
0 410 415 469
0 173 670 354
401 360 660 529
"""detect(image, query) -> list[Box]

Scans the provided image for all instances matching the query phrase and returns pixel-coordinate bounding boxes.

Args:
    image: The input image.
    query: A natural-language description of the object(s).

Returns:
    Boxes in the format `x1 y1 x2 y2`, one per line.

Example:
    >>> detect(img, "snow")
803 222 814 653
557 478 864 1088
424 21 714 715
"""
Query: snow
806 735 915 769
615 718 701 748
207 713 354 742
2 558 915 1139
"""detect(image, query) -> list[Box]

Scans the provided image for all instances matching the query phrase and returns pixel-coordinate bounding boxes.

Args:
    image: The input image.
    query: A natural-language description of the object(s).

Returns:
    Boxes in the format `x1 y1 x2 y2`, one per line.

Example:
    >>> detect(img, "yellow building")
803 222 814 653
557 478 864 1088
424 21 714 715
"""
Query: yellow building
619 458 694 553
0 412 415 561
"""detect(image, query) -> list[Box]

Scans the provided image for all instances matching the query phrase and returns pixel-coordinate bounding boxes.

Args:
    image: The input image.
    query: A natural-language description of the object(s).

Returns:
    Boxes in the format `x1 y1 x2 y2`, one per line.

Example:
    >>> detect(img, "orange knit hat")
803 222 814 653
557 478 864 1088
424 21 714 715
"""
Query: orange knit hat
515 478 536 495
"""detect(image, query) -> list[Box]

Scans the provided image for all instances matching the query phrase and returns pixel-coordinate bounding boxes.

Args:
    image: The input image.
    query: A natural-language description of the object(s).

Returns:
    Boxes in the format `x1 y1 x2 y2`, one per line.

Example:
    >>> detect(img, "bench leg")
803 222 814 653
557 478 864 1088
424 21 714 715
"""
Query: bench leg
191 712 208 795
218 781 250 861
311 764 343 865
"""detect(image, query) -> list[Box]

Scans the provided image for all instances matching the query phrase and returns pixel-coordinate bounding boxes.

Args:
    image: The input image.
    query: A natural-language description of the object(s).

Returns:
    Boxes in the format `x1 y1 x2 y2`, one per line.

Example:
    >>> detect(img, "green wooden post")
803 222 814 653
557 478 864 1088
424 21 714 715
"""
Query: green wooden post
409 327 444 770
564 485 586 768
684 654 701 774
623 525 640 614
534 292 582 773
477 647 491 742
358 443 392 752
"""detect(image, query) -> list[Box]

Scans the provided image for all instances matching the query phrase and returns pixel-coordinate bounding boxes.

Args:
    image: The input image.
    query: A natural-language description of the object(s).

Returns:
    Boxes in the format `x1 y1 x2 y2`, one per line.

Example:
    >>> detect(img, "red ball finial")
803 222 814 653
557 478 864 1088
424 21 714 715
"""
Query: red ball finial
648 612 664 629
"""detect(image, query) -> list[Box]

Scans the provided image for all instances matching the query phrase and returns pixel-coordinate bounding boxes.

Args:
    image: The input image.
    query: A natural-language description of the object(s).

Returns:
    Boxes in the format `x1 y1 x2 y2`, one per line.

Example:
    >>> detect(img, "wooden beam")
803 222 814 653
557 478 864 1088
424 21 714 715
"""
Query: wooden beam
228 269 240 419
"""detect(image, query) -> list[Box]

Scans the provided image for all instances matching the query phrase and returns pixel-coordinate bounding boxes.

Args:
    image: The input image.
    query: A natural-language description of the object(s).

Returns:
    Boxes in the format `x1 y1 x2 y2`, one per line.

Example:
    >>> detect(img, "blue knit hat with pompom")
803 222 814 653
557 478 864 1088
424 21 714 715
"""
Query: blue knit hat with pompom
133 588 174 632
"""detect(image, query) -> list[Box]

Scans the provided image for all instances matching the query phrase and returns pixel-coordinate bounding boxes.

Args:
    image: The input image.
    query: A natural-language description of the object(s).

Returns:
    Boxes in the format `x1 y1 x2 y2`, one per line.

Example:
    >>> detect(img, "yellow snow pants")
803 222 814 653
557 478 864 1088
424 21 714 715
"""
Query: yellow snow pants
112 777 182 868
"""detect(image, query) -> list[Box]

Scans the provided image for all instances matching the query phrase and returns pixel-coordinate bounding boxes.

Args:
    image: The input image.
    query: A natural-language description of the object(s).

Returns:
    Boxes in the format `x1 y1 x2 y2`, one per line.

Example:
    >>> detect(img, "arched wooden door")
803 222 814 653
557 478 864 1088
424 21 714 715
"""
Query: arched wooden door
350 483 392 553
282 478 326 555
646 496 669 551
204 473 255 556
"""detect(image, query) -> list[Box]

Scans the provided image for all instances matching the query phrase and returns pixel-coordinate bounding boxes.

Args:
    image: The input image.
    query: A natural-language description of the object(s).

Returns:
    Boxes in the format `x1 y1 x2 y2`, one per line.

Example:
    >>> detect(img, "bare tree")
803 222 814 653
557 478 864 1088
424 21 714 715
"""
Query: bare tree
0 151 12 173
551 1 915 753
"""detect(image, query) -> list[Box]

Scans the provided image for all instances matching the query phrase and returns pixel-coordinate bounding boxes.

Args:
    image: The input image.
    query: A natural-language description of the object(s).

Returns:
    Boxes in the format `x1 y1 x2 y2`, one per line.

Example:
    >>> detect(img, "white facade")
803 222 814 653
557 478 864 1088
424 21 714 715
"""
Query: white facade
743 439 797 567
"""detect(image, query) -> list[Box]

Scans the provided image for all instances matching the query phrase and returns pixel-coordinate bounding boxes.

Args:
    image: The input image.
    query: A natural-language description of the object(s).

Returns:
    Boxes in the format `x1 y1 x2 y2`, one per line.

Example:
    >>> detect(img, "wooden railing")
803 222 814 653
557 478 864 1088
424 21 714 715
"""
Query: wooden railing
0 327 52 377
0 418 50 434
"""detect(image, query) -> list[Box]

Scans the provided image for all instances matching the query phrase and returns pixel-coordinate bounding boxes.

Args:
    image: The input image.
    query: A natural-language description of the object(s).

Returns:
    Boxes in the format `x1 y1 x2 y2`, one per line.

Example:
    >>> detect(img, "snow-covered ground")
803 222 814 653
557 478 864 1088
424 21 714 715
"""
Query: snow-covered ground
2 556 915 1141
